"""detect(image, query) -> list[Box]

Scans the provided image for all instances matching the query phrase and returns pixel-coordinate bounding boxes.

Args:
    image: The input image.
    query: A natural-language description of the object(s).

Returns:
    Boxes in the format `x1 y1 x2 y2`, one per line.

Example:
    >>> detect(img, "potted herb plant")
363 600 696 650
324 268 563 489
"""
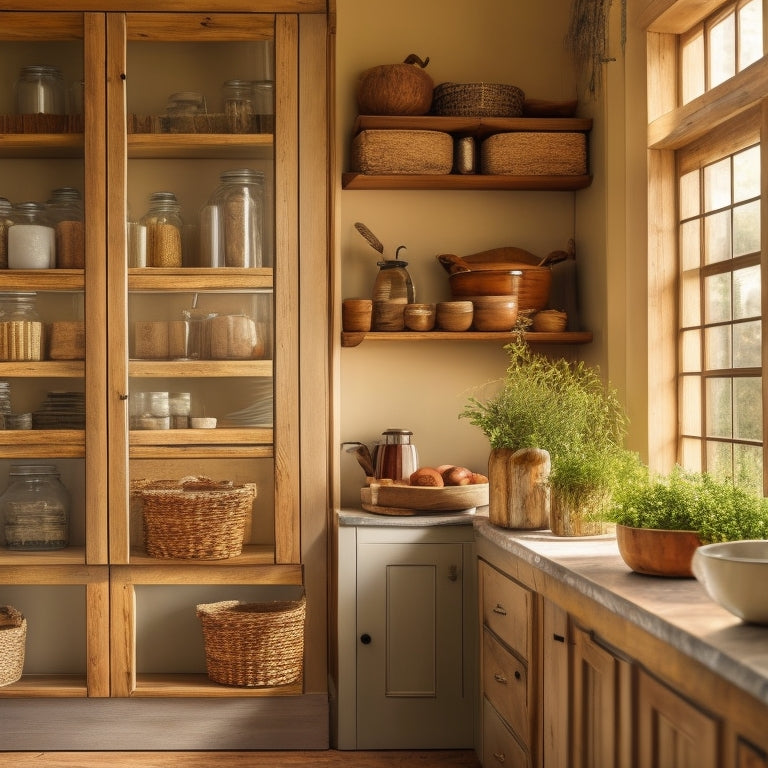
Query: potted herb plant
606 463 768 576
461 338 628 533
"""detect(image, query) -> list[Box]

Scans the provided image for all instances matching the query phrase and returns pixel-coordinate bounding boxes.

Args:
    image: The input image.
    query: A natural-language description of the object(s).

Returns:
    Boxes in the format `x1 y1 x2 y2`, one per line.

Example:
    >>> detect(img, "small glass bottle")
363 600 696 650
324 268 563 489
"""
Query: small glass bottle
0 464 71 550
140 192 183 268
14 65 65 115
0 198 14 269
8 202 55 269
47 186 85 269
202 169 265 268
0 292 43 361
223 79 254 134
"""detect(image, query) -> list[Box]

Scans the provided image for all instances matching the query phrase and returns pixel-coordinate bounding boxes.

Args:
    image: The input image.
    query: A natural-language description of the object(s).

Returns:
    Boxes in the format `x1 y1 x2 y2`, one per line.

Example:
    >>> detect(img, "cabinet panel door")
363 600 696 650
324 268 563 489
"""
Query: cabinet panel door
355 540 473 749
637 668 719 768
483 696 530 768
480 559 532 657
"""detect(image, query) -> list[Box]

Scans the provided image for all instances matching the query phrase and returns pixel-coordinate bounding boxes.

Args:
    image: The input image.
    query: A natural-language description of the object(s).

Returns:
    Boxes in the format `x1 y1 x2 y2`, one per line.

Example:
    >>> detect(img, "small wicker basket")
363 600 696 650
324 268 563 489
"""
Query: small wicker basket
351 129 453 175
481 132 587 176
0 605 26 687
197 595 306 687
136 478 256 560
432 82 524 117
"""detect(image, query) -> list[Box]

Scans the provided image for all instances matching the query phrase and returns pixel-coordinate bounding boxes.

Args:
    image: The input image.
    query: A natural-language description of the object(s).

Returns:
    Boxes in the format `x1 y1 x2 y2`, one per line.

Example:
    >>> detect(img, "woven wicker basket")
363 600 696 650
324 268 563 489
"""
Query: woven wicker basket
136 478 256 560
352 129 453 175
432 82 524 117
481 132 587 176
197 595 306 687
0 606 26 687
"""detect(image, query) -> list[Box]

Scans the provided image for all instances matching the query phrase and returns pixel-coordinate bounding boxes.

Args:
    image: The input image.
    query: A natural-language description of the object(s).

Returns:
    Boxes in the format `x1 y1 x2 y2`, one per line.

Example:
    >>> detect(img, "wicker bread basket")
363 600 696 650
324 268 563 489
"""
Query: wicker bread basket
352 129 453 175
135 478 256 560
197 595 306 687
0 606 26 687
481 132 587 175
432 82 524 117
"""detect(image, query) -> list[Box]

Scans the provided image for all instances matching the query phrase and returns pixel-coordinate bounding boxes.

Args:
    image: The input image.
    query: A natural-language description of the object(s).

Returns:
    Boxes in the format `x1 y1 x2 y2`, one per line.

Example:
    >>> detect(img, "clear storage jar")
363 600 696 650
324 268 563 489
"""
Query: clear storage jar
8 202 55 269
140 192 183 268
0 198 13 269
14 65 65 115
0 292 43 361
222 80 254 134
47 186 85 269
200 169 264 268
0 464 70 550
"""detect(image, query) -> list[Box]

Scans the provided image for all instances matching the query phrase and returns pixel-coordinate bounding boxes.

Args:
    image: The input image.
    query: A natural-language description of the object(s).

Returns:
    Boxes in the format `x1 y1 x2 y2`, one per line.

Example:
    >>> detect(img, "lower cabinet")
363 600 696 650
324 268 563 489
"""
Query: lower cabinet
335 517 476 750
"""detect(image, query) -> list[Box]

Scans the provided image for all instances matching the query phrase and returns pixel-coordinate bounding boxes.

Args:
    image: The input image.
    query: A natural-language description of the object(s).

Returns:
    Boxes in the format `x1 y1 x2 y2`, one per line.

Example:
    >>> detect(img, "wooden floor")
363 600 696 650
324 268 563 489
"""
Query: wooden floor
5 751 482 767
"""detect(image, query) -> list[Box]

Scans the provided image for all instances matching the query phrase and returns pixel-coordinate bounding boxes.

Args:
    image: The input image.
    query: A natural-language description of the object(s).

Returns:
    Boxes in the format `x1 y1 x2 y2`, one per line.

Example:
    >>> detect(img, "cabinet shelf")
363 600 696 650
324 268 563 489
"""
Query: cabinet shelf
129 359 272 377
0 429 84 457
130 427 273 449
0 133 83 159
0 269 84 290
132 673 302 698
341 330 593 347
353 114 593 136
342 173 593 191
0 675 88 698
0 546 86 566
128 133 273 160
129 543 278 566
0 361 83 376
128 267 272 291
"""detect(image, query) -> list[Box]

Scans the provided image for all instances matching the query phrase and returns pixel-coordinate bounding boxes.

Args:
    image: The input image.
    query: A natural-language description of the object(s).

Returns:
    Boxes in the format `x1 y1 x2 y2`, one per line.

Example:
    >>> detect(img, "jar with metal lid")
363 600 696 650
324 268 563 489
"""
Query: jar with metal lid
222 80 254 133
165 91 205 117
14 65 65 115
8 202 55 269
47 186 85 269
373 428 419 482
0 292 43 361
140 192 183 268
0 198 13 269
371 247 415 331
201 169 264 268
0 464 70 550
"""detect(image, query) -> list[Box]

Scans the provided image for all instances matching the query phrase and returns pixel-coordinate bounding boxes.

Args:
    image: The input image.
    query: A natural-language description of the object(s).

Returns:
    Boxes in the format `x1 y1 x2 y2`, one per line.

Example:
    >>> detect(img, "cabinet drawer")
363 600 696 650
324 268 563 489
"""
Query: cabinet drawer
482 627 529 745
483 696 530 768
481 560 532 657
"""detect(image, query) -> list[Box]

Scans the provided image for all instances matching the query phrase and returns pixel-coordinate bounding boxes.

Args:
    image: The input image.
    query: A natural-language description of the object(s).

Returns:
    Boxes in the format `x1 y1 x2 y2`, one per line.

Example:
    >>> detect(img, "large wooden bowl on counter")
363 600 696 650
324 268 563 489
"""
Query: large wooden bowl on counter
361 482 489 516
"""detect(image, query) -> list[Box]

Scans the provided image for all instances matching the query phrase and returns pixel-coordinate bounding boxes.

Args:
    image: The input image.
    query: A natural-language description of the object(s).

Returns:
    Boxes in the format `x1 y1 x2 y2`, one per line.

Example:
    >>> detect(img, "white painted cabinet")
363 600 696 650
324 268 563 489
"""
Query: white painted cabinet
336 514 477 750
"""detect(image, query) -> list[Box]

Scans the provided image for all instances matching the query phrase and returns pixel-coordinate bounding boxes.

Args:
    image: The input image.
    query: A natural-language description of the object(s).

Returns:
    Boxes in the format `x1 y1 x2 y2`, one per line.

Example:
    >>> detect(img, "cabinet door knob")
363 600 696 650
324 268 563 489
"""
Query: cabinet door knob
360 633 372 645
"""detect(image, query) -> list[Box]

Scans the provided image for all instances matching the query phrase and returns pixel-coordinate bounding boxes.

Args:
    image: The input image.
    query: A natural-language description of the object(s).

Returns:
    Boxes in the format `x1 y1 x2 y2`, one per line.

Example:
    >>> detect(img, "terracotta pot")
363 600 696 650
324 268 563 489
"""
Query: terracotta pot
615 524 702 578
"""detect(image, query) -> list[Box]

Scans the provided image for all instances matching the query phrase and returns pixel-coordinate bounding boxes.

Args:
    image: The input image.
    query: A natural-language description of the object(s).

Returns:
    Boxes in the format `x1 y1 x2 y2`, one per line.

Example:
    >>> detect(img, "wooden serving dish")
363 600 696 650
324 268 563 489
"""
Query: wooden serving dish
361 482 489 516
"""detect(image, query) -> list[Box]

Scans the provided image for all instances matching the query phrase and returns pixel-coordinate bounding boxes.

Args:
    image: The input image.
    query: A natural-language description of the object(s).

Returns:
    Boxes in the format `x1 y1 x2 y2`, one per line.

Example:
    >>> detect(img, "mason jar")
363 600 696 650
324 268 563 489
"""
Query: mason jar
0 292 43 361
47 186 85 269
140 192 183 268
14 65 65 115
0 464 70 550
8 202 55 269
222 79 254 133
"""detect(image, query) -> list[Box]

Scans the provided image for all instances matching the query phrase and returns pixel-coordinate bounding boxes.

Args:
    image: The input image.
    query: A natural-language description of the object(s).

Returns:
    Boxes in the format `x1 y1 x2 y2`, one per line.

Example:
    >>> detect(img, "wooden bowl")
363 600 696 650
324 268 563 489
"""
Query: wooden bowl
436 301 473 331
448 267 550 311
532 309 567 332
470 295 518 331
403 303 436 331
616 524 702 578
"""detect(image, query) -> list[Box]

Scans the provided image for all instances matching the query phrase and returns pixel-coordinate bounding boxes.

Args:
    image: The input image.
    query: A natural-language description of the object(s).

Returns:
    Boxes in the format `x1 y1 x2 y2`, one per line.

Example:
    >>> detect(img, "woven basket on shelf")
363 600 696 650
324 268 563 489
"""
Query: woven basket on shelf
432 82 525 117
135 478 256 560
351 129 453 175
481 132 587 176
197 595 306 687
0 605 26 687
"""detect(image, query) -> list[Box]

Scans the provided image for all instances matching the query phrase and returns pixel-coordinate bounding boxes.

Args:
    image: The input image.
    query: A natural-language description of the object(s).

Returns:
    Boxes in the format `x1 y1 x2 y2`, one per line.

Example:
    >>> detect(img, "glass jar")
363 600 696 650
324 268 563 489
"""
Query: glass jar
165 91 205 117
8 202 55 269
140 192 183 268
371 256 415 331
0 464 70 550
14 65 65 115
47 186 85 269
0 198 13 269
252 80 274 133
222 79 254 134
0 292 43 361
201 169 264 268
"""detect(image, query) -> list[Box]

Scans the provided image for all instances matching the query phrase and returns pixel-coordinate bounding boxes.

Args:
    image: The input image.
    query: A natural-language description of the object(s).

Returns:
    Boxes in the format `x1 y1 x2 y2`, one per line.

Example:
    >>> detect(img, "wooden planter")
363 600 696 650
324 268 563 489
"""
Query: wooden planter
488 447 550 529
550 488 609 537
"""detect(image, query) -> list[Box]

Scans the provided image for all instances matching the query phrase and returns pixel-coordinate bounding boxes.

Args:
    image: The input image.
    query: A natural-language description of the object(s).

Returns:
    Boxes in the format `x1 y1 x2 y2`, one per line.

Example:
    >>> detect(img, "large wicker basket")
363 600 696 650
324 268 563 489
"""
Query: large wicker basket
351 129 453 175
432 82 524 117
136 478 256 560
197 595 306 687
0 606 26 687
481 132 587 176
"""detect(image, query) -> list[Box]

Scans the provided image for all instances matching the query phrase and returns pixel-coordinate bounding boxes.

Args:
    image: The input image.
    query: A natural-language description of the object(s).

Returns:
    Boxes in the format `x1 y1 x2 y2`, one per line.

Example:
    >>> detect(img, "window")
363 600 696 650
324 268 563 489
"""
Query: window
648 0 766 491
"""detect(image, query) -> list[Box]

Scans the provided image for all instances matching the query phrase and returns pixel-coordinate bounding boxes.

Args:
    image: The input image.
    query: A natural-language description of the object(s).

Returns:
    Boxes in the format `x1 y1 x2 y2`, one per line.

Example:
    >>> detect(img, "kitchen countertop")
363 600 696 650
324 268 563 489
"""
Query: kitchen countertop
474 516 768 708
338 507 480 527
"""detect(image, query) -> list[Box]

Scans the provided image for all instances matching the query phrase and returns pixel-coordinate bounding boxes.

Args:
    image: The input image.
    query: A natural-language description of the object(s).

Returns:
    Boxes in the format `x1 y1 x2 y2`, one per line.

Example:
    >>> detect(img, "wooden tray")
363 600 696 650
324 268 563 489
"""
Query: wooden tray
361 482 489 516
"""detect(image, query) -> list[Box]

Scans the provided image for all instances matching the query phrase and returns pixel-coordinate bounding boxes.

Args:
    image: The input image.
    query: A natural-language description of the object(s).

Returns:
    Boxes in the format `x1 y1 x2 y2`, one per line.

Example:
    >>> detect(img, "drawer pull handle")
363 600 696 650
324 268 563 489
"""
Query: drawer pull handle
553 633 566 643
492 603 507 616
492 750 506 763
493 673 507 684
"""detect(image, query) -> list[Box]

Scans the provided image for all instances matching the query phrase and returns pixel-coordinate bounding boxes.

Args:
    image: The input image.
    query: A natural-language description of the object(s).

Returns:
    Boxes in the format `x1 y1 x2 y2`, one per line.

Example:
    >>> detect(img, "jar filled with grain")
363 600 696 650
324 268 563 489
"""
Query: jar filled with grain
222 79 254 134
0 464 70 550
0 292 43 361
204 169 264 268
8 202 55 269
0 198 13 269
47 186 85 269
140 192 183 268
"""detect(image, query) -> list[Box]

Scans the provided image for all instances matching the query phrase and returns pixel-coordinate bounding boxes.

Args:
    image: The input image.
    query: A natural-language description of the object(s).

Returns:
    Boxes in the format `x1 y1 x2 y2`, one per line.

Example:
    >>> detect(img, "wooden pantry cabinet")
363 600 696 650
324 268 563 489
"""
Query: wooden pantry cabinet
0 3 329 749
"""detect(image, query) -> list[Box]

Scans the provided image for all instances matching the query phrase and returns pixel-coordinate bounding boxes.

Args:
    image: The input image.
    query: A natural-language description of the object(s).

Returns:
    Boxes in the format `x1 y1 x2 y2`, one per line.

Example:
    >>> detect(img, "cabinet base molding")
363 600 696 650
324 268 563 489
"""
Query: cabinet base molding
0 694 329 750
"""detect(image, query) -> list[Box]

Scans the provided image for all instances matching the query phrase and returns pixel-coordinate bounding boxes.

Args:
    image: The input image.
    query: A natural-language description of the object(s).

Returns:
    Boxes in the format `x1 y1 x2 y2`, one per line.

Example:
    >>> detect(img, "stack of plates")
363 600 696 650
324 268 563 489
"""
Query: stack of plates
32 391 86 429
219 379 273 428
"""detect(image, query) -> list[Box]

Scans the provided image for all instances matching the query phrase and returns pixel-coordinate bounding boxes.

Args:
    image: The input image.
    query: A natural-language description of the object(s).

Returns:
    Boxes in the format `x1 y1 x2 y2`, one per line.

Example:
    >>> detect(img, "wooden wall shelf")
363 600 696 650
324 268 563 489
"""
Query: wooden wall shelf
341 330 593 347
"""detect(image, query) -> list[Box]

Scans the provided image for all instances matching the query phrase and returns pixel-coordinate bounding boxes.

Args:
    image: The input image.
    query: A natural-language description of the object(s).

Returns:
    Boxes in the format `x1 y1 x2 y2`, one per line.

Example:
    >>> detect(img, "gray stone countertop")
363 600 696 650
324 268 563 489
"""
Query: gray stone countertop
338 507 480 527
474 516 768 707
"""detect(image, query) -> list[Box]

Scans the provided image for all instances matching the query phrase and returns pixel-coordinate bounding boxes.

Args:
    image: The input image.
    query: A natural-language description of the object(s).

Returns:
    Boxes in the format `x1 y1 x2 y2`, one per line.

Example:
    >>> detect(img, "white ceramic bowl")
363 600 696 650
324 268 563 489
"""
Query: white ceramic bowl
692 540 768 624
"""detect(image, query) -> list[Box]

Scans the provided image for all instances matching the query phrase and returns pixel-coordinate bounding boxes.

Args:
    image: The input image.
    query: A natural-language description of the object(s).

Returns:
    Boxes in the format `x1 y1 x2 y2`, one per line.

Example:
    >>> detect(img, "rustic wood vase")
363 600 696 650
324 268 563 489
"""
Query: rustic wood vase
549 489 608 537
487 446 550 529
615 524 702 578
